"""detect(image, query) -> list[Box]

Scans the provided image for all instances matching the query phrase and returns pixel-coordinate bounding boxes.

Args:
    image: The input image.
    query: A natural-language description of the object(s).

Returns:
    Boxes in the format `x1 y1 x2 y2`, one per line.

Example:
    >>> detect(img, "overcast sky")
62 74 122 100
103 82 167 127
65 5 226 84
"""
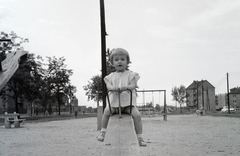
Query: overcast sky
1 0 240 107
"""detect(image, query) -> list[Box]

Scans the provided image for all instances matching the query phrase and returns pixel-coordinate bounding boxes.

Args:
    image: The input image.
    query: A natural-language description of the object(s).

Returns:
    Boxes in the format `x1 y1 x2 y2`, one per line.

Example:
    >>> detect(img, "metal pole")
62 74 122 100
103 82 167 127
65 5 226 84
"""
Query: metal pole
100 0 107 111
163 90 167 121
202 81 204 108
0 39 11 42
196 81 199 110
227 73 230 113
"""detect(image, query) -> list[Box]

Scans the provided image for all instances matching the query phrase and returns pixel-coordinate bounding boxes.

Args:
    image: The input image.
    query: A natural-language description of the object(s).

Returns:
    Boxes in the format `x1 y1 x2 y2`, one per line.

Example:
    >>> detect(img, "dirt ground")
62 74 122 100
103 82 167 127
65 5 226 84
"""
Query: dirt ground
0 114 240 156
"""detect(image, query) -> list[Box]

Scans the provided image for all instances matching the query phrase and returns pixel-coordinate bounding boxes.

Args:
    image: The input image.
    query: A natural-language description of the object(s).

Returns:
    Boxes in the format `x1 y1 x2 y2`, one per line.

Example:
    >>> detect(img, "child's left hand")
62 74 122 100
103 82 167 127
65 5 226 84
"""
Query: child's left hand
120 86 128 91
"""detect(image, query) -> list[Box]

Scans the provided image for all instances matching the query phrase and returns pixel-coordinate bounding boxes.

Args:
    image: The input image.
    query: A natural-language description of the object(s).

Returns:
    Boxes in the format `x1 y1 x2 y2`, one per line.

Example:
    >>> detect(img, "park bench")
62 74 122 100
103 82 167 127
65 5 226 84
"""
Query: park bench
101 89 140 156
4 112 26 128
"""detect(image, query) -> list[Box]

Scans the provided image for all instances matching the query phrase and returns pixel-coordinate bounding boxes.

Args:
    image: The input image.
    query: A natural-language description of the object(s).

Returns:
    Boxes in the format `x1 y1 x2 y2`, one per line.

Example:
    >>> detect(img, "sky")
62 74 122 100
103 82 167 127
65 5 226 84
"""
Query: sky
1 0 240 107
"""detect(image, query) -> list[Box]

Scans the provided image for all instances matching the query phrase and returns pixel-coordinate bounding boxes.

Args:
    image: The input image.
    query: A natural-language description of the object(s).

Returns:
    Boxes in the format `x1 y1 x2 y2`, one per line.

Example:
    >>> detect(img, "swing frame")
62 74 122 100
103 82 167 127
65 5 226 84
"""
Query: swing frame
137 89 167 121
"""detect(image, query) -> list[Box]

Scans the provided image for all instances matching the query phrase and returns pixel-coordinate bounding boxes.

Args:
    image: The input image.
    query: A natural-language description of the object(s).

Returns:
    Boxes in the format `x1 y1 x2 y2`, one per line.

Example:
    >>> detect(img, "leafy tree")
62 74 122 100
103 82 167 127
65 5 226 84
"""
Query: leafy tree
21 54 46 115
83 49 114 102
146 102 153 108
46 56 76 115
0 32 29 113
0 53 44 114
171 85 186 113
0 31 29 63
155 104 161 112
83 75 102 102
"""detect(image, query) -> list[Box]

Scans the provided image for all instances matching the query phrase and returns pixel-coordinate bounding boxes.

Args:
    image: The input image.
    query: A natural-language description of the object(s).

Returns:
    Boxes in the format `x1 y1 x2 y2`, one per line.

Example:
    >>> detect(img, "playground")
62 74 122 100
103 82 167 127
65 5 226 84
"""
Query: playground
0 114 240 156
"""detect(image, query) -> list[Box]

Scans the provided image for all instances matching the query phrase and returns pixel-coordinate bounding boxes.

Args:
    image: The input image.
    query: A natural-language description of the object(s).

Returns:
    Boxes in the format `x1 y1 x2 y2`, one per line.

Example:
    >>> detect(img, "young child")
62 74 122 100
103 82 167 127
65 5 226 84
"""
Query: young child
97 48 147 147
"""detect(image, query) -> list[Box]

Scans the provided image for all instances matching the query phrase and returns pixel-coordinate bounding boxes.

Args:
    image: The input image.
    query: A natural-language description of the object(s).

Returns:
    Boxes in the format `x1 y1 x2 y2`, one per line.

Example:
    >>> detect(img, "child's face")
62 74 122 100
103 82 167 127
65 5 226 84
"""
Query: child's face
112 54 128 72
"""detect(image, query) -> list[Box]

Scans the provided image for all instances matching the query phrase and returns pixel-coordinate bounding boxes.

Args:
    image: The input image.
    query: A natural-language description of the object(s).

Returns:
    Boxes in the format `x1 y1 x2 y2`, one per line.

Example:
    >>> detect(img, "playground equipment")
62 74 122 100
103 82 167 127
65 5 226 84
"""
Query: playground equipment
106 89 133 118
0 50 28 91
137 89 167 121
101 89 140 156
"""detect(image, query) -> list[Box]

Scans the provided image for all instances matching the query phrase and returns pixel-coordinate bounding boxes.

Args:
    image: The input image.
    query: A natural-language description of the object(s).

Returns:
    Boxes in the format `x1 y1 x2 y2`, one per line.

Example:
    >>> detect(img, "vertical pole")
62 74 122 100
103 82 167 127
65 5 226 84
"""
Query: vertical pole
202 81 204 108
143 89 145 114
163 90 167 121
100 0 107 110
196 81 199 110
227 73 230 113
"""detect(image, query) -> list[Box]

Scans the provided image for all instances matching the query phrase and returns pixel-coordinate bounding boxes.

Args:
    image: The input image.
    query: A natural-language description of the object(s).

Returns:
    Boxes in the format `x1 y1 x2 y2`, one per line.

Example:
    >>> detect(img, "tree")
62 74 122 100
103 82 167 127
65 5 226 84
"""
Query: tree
21 54 46 115
0 31 28 63
146 102 153 108
83 49 113 102
46 56 76 115
83 75 102 102
155 104 161 112
0 53 45 113
0 32 29 113
171 85 186 113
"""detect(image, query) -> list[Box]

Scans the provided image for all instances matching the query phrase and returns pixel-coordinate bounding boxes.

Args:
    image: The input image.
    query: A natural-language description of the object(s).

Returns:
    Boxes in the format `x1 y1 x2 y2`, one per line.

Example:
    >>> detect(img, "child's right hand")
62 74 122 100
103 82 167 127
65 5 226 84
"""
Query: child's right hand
110 87 119 92
119 86 128 91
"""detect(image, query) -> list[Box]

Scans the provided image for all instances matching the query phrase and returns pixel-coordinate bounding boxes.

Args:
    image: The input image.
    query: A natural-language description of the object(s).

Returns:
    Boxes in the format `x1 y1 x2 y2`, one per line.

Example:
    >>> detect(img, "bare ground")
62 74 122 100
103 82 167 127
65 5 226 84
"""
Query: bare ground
0 114 240 156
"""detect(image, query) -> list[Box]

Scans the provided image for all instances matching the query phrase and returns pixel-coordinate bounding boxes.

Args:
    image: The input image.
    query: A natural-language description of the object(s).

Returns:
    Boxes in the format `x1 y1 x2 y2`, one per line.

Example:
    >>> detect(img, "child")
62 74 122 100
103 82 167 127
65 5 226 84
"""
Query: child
97 48 147 147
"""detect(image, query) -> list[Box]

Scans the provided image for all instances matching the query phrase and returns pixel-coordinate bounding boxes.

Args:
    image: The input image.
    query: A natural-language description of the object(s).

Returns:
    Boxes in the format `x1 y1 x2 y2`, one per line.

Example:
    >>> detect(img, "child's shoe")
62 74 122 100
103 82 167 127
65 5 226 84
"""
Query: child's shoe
138 137 147 147
97 131 106 142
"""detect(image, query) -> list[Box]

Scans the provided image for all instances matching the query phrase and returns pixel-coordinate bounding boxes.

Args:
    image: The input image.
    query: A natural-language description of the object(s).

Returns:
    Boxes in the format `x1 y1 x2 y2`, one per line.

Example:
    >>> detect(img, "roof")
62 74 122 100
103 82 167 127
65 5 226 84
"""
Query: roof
186 80 215 90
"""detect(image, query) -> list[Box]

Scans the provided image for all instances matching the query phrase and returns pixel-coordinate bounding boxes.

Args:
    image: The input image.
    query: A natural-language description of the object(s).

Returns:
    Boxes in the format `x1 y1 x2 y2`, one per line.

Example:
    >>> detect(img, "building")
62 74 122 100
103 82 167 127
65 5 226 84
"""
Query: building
215 93 226 110
215 87 240 110
229 87 240 109
186 80 215 111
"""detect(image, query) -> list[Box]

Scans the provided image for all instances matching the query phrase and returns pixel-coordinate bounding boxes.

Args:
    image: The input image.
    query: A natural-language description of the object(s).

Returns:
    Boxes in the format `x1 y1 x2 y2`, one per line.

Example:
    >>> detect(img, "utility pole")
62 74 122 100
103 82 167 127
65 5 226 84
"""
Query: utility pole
163 90 167 121
202 80 204 108
99 0 107 110
227 73 230 113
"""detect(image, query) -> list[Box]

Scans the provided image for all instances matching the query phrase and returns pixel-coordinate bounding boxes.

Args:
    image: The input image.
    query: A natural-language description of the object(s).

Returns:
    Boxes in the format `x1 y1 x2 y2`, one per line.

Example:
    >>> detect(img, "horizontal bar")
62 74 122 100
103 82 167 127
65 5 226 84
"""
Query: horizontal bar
137 90 166 92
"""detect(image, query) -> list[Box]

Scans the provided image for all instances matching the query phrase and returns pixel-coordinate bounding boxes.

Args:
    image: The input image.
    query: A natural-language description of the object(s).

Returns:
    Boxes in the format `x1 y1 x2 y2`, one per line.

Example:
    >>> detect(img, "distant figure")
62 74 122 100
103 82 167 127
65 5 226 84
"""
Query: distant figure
196 106 204 116
71 95 78 117
45 110 49 116
48 106 52 115
96 48 147 146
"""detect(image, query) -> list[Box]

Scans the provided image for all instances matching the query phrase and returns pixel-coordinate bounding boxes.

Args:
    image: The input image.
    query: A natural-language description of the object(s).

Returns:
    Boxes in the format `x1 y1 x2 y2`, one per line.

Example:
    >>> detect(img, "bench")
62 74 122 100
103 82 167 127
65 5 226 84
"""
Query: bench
4 112 26 128
101 114 140 156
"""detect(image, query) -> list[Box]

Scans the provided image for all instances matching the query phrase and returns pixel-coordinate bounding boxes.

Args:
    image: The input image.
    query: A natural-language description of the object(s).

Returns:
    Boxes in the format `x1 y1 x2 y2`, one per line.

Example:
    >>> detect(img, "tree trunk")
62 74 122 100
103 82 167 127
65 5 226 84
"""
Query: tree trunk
58 98 61 116
58 103 61 115
180 104 182 113
14 96 19 113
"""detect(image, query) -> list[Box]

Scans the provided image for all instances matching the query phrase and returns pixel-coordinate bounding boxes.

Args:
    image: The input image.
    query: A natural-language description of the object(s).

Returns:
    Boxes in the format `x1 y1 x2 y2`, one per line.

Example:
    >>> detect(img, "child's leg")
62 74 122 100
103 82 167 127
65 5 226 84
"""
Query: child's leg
124 106 142 134
123 106 147 146
97 106 116 142
101 106 115 129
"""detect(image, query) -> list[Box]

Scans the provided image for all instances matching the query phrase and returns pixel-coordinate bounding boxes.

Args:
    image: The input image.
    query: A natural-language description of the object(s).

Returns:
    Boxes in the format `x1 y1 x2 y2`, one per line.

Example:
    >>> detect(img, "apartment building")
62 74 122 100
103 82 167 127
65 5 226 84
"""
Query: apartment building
186 80 215 111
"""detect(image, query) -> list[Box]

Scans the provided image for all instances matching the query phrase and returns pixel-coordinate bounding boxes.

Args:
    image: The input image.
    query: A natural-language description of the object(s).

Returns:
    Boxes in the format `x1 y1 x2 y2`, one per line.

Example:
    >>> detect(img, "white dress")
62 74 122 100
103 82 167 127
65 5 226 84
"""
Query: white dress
104 70 140 108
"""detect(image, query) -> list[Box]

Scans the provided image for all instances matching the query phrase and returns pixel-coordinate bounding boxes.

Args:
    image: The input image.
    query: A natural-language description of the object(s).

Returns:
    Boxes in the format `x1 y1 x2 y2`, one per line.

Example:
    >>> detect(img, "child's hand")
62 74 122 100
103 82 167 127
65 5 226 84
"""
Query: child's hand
120 86 128 91
112 87 119 92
